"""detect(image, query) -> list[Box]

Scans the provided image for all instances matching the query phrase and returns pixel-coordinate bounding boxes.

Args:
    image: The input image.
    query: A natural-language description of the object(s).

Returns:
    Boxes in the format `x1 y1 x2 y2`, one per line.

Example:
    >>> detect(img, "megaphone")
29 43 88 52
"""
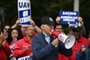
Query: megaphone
52 30 75 49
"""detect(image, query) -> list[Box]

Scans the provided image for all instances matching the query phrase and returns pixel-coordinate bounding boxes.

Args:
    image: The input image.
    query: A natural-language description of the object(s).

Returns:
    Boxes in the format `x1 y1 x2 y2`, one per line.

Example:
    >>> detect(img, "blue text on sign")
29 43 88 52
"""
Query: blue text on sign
19 2 30 8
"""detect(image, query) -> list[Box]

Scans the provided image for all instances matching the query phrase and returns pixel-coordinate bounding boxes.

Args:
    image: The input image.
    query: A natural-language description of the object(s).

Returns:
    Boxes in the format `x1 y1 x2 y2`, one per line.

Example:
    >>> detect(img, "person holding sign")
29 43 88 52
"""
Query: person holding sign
11 18 41 37
13 25 36 59
56 16 86 37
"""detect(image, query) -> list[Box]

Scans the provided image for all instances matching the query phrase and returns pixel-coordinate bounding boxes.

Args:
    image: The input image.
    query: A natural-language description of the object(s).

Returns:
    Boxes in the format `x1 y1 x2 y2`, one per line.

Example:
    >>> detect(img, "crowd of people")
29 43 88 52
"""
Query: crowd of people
0 16 90 60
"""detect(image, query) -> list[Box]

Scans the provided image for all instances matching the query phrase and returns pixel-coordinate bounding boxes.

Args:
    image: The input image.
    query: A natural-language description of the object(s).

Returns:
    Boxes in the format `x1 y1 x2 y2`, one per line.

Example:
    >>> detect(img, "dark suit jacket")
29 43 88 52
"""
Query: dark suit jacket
32 32 72 60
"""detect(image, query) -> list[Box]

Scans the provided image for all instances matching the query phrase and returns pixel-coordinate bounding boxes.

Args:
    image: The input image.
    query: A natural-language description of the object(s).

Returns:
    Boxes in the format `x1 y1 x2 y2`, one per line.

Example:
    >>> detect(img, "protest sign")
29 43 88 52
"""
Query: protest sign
18 0 31 26
59 11 79 24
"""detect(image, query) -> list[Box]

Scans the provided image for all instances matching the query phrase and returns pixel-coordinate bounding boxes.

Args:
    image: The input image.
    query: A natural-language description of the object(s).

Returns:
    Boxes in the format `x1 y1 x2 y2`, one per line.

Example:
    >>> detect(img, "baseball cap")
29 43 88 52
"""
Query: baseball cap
69 26 81 32
41 17 54 25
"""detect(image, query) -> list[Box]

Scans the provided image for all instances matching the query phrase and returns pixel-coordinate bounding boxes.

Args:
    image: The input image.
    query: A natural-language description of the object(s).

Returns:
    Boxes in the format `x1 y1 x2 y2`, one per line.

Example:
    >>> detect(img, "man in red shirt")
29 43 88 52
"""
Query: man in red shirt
59 26 90 60
13 25 36 59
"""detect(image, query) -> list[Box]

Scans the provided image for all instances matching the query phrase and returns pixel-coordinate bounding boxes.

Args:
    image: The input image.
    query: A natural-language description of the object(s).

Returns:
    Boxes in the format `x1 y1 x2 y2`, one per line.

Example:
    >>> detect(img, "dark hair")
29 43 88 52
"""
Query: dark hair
6 28 23 44
72 27 81 32
54 23 62 29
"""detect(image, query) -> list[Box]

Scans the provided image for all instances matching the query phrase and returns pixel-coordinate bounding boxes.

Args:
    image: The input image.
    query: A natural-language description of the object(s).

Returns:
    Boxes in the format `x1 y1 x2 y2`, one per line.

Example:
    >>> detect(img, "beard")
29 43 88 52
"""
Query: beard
75 35 80 41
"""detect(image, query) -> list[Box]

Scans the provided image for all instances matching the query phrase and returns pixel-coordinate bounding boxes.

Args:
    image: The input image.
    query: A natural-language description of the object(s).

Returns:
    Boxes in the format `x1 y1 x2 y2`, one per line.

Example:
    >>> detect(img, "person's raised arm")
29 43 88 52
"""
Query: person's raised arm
56 16 60 23
11 19 20 29
30 18 41 33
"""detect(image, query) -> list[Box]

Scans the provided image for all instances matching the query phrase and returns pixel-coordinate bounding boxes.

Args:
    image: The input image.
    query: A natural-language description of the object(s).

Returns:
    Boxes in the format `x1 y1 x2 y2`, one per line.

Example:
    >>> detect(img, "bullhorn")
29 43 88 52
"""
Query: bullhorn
52 30 75 49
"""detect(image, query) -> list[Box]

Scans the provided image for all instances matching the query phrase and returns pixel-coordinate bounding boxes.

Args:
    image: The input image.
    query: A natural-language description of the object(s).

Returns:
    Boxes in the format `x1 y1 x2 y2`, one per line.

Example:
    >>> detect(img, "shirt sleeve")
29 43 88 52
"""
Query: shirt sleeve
13 41 25 57
2 43 11 58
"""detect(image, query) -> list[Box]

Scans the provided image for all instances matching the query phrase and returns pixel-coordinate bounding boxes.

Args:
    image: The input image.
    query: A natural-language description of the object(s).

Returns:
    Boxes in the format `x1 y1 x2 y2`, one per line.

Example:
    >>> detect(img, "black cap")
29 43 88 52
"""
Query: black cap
41 17 54 25
69 26 81 32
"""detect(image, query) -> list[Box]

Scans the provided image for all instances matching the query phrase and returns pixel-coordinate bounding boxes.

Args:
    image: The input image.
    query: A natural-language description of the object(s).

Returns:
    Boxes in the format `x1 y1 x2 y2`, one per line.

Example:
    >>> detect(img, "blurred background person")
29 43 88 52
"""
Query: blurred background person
13 25 36 60
6 28 20 60
56 16 86 37
68 26 74 35
3 25 10 33
59 26 90 60
11 18 41 39
0 31 11 60
55 24 64 33
54 23 65 60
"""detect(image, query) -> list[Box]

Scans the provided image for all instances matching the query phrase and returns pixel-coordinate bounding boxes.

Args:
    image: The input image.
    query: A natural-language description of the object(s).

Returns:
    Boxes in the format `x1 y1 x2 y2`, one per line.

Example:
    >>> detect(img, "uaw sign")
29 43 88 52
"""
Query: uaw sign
18 0 31 26
18 56 32 60
59 11 79 24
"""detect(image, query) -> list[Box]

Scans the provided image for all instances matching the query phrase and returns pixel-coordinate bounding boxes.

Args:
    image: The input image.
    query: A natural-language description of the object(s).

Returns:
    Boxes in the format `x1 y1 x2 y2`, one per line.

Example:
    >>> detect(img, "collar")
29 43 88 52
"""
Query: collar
24 36 32 44
43 32 50 37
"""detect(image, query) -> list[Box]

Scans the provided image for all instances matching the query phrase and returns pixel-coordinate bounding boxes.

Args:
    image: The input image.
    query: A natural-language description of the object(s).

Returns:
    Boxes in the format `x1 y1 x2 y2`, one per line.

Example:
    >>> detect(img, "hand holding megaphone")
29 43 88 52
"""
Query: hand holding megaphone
51 38 59 47
51 30 75 49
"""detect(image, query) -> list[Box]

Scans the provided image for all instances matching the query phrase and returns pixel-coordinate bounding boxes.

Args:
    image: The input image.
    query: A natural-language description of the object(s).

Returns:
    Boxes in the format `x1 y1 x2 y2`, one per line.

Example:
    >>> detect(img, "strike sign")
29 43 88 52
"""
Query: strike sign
18 0 31 26
18 56 32 60
60 11 79 24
